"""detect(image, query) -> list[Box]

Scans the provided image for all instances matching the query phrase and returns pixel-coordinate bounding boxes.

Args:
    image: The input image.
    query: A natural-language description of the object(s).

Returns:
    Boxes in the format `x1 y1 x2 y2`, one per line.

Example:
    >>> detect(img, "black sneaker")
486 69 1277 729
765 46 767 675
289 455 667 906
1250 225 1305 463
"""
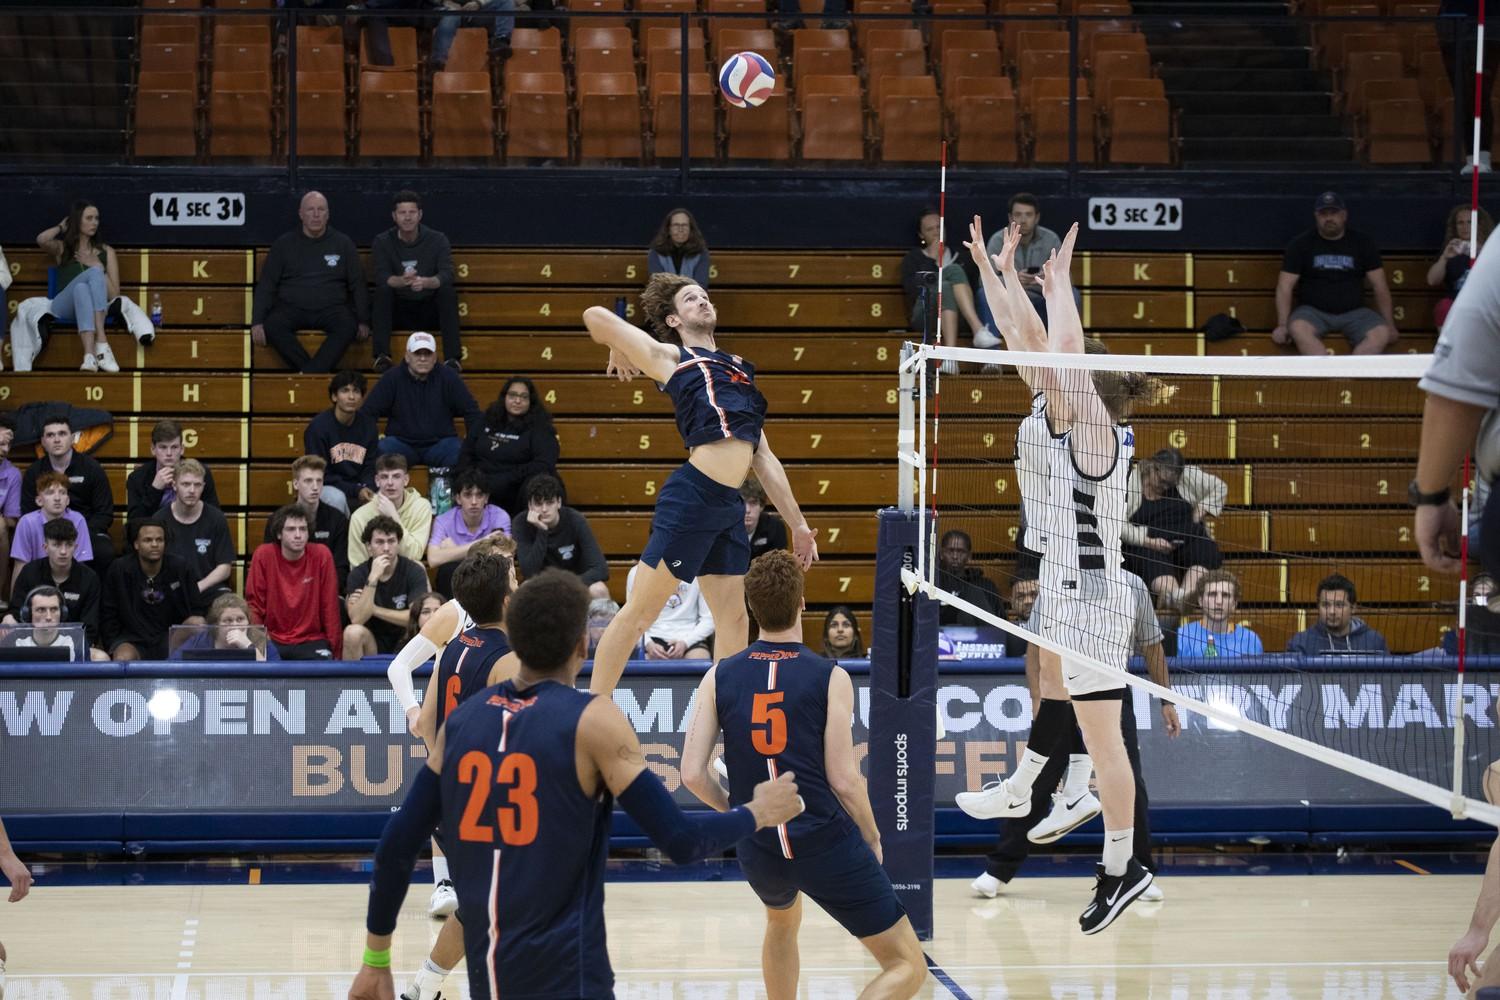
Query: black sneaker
443 357 462 372
1079 859 1152 935
374 354 393 373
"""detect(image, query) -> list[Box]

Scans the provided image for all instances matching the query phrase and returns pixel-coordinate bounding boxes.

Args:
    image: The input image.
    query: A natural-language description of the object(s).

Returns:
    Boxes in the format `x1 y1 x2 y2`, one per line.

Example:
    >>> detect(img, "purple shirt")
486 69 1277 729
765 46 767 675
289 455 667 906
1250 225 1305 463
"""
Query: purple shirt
429 505 511 549
0 461 19 520
11 510 94 563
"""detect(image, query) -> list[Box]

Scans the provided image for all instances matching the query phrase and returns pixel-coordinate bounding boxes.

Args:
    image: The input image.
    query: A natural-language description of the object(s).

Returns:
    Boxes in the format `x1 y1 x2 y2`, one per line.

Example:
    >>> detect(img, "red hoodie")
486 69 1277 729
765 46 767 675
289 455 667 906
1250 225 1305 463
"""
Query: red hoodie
246 542 342 656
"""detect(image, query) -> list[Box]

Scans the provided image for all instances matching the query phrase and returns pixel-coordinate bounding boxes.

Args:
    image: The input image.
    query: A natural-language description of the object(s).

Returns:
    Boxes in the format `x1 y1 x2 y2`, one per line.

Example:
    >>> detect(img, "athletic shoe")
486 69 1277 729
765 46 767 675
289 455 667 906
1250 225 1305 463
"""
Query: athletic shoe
1027 791 1102 845
374 354 393 374
401 986 444 1000
971 872 1003 898
80 353 98 372
1079 859 1153 935
955 779 1031 820
971 325 1001 349
1139 879 1164 902
95 344 120 373
428 878 458 918
939 358 959 375
444 358 462 372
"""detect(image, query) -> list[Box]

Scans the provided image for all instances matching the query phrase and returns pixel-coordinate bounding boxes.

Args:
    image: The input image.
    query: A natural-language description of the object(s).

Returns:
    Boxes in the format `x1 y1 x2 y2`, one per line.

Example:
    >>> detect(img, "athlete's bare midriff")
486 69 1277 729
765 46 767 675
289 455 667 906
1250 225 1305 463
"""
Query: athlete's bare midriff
688 436 755 488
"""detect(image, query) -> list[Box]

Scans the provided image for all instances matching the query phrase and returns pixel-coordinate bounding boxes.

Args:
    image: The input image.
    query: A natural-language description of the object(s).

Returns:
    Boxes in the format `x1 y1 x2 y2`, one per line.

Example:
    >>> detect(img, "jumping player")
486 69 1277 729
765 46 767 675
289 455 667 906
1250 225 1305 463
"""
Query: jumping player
581 274 818 697
0 815 32 1000
680 550 927 1000
400 550 519 1000
348 570 804 1000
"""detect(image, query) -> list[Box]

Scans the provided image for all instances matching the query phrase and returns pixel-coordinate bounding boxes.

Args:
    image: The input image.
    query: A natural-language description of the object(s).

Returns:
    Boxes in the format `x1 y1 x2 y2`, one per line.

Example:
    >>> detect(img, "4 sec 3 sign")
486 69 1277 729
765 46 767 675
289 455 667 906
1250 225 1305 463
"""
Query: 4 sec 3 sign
150 192 246 227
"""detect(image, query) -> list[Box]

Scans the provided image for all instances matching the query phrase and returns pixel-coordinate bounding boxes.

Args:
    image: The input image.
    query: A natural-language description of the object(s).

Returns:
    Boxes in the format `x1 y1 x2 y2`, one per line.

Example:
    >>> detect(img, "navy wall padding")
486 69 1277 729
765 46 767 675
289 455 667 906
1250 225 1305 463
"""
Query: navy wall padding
122 812 392 840
8 812 124 841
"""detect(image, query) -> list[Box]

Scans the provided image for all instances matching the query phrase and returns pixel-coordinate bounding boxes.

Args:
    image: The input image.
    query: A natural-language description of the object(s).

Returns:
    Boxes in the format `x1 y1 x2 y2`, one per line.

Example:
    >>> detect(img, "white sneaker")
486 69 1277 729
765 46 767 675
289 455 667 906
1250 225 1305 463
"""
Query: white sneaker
1139 880 1163 902
939 358 959 375
428 878 458 918
972 325 1001 348
80 353 98 372
955 779 1032 820
971 872 1003 898
1462 151 1494 174
1027 791 1102 845
95 343 120 373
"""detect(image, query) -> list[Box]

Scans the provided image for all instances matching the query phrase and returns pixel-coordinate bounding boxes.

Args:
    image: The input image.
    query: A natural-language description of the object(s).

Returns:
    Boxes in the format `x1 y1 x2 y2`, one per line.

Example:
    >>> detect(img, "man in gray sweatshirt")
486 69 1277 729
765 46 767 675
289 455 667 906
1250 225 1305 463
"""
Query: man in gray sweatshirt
370 189 460 373
251 191 370 374
1286 573 1390 655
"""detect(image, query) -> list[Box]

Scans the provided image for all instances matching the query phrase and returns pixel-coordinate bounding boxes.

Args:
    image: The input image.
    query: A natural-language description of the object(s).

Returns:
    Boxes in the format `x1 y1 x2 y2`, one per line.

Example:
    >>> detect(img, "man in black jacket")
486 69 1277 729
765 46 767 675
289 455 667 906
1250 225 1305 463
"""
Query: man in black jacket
20 414 115 575
935 529 1004 627
251 191 370 374
362 332 480 469
370 190 460 373
512 474 611 600
304 371 379 515
101 518 206 661
126 418 221 523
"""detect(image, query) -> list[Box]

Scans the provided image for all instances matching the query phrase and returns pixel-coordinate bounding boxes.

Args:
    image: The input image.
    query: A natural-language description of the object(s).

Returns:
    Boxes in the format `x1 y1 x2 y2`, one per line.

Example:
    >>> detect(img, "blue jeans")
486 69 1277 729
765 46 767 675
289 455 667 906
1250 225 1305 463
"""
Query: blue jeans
432 0 515 65
378 435 462 469
50 268 109 331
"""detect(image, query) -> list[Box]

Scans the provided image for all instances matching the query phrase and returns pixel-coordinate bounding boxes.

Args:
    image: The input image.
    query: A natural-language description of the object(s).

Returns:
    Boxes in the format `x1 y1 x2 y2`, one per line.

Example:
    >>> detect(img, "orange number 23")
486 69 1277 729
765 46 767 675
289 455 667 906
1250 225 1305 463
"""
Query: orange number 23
751 692 787 755
457 749 539 845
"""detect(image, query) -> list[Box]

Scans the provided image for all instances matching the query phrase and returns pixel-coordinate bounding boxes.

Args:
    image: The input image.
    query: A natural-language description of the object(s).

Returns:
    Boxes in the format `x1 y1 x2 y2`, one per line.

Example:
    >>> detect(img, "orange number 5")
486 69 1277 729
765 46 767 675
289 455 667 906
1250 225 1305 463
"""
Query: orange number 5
751 692 787 755
456 750 540 846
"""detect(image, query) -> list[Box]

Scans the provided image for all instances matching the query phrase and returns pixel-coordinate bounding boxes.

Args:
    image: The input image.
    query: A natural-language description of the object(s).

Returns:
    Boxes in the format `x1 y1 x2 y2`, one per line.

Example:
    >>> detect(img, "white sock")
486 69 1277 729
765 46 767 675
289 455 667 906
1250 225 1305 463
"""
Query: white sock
432 854 450 884
410 958 452 1000
1008 748 1049 797
1064 755 1093 799
1102 828 1133 877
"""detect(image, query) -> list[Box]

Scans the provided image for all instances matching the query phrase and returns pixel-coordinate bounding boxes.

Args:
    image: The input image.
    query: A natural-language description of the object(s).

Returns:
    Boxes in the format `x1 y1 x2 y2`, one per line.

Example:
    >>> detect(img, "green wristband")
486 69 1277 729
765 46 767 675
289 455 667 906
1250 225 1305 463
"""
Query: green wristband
363 947 392 969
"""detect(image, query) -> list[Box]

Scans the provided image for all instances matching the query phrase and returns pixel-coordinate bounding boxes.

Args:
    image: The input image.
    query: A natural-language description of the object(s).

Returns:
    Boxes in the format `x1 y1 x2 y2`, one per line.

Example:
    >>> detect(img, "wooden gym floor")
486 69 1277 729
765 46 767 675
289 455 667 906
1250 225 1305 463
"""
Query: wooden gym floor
0 870 1482 999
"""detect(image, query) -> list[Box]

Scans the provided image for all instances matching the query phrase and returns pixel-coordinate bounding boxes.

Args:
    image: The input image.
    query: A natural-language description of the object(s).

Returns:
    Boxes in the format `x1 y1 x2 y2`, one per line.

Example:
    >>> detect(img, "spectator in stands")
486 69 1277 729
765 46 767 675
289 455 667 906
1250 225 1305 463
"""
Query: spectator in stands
741 474 788 562
102 519 206 661
459 375 561 516
305 371 379 515
1004 568 1039 657
1444 573 1500 655
0 586 85 661
587 596 620 656
371 190 461 374
35 200 121 373
161 459 234 599
126 418 222 522
901 205 995 368
647 209 712 287
1272 192 1399 355
247 504 343 660
21 414 115 573
0 413 20 606
427 466 511 594
10 471 94 589
362 331 481 470
170 592 280 662
936 529 1004 627
1176 570 1263 657
251 191 370 374
433 0 515 67
512 473 610 599
625 562 713 660
405 590 447 645
978 193 1076 336
1287 573 1389 656
1122 448 1225 610
263 456 352 592
343 515 431 660
349 453 435 565
5 519 105 659
1428 205 1493 330
822 605 864 659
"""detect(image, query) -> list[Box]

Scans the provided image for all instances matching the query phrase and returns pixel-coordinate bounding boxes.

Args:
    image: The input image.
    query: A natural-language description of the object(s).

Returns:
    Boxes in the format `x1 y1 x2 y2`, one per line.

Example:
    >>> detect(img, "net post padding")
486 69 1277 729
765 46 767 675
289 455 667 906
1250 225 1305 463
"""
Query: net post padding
870 508 939 941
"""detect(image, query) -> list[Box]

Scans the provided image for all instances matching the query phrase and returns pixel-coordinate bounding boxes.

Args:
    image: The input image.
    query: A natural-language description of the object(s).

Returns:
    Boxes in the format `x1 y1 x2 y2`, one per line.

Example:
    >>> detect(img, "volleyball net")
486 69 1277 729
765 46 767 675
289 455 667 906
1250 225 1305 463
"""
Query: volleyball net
897 344 1500 828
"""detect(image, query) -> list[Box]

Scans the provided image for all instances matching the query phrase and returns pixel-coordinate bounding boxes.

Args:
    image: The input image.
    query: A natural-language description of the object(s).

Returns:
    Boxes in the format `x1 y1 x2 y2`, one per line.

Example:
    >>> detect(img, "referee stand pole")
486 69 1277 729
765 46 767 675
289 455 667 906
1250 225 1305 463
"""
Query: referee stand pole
869 506 940 941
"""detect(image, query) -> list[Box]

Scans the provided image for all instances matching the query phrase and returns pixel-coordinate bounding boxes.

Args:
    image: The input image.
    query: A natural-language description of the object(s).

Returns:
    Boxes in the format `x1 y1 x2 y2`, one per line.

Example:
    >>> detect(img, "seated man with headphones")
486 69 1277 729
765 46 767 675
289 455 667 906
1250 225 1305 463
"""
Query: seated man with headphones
3 518 107 661
0 586 99 661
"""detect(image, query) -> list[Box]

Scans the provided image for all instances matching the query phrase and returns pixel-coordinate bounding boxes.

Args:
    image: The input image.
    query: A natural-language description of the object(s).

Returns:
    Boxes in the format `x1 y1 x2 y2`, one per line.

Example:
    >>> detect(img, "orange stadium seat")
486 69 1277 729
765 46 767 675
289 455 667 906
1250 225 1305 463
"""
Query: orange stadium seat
1018 48 1069 87
1106 95 1170 163
853 0 914 50
638 0 697 13
1099 73 1163 107
866 46 929 93
207 70 273 157
442 28 492 72
511 27 563 51
433 71 496 158
1002 1 1062 55
943 47 1003 97
1091 48 1150 92
930 1 989 59
714 27 776 65
707 0 770 47
865 27 925 52
952 77 1020 163
504 70 569 159
571 0 630 27
1343 50 1406 115
1089 28 1146 67
578 45 636 76
212 41 270 77
724 73 791 159
1020 72 1085 112
793 46 855 87
142 20 200 48
134 71 198 158
573 26 633 53
293 70 348 158
1032 93 1095 161
793 27 852 57
295 25 346 74
800 74 865 159
504 43 564 89
651 71 717 158
578 72 644 160
141 42 199 74
359 26 419 72
357 69 420 157
879 85 941 162
1366 97 1431 163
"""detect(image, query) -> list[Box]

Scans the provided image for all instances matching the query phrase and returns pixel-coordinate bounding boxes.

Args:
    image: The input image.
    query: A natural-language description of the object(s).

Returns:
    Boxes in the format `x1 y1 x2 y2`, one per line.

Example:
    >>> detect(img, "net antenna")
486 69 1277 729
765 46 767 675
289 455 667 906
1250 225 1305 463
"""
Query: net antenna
900 344 1500 828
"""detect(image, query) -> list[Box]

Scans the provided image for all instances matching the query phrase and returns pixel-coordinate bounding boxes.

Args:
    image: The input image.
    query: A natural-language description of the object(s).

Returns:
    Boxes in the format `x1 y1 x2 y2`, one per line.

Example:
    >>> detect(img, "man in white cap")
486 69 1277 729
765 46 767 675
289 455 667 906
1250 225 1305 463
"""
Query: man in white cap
359 330 481 470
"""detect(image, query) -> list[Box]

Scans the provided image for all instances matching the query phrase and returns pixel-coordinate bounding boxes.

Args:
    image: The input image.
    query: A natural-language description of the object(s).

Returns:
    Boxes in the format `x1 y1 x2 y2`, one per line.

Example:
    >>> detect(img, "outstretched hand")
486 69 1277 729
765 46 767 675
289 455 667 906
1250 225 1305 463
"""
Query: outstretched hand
606 348 640 382
1054 222 1079 278
963 216 993 274
792 524 819 569
994 222 1022 277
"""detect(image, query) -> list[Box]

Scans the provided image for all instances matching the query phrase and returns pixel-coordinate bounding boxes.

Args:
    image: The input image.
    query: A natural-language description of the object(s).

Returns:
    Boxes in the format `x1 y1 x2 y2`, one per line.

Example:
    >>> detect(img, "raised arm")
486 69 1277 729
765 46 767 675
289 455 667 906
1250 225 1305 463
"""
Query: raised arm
680 667 730 811
966 218 1048 356
1451 835 1500 993
752 431 817 569
582 306 680 384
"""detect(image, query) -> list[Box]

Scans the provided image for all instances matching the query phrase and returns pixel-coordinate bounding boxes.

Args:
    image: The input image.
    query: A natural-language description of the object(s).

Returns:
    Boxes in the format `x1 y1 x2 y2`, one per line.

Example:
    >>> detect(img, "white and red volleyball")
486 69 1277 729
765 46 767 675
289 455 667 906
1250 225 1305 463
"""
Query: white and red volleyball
718 51 776 108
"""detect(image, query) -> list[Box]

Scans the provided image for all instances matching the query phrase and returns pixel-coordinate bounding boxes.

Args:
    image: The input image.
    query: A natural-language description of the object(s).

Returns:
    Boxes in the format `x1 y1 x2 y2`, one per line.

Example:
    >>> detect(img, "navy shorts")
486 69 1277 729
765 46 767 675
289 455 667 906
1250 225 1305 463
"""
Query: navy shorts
737 827 907 939
640 462 750 582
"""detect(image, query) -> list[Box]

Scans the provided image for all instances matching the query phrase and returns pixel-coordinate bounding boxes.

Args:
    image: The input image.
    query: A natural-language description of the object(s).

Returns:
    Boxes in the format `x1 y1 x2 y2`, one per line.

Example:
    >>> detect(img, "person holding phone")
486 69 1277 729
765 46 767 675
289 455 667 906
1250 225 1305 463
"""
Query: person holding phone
1429 205 1494 331
625 561 714 659
1120 448 1226 612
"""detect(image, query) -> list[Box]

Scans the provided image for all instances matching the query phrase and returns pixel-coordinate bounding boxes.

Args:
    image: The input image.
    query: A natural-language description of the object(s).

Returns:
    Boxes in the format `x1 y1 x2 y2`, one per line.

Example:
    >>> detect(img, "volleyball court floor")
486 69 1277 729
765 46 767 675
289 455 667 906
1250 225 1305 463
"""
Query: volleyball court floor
3 854 1485 1000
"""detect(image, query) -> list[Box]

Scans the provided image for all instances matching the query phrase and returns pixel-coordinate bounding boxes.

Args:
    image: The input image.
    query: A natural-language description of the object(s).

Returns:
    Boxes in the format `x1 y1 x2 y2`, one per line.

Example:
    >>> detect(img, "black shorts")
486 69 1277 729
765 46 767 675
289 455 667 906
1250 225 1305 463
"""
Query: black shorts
640 463 749 582
737 827 906 939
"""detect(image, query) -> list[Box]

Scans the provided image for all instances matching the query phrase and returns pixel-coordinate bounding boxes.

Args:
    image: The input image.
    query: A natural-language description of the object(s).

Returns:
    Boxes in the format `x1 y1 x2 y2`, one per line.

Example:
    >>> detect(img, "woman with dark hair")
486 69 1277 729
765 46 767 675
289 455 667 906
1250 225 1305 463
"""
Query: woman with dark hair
1428 204 1495 330
35 200 121 373
403 591 446 645
822 605 864 659
647 208 711 287
456 375 561 516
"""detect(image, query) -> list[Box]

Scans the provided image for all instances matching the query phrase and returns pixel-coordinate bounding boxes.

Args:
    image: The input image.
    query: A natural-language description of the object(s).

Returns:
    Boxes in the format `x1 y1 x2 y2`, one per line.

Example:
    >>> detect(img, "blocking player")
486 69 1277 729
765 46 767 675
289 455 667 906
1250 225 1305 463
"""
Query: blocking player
680 550 927 1000
581 274 818 697
0 815 33 1000
349 570 804 1000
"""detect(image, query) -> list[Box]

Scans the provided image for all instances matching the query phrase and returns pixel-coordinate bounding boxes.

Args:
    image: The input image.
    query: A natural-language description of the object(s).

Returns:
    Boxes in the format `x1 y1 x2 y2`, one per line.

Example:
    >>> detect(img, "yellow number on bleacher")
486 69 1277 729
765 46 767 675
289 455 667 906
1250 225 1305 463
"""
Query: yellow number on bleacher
870 303 882 318
1272 433 1280 450
626 304 636 318
801 390 813 404
539 303 551 316
1359 433 1370 449
644 480 657 496
817 480 830 495
827 527 840 543
886 389 897 404
871 264 883 278
1226 268 1237 284
970 389 983 403
1377 479 1389 495
788 303 800 318
0 386 10 400
286 480 294 496
457 263 470 278
626 265 637 279
1307 526 1317 542
788 264 800 279
1394 306 1405 322
1288 480 1298 496
1398 526 1412 542
458 302 468 318
545 390 557 404
838 576 851 593
809 434 822 449
1390 268 1404 285
638 435 650 450
541 346 553 360
632 390 644 405
189 339 199 359
1007 526 1018 541
1340 390 1352 405
982 433 995 447
793 347 805 361
1418 575 1430 593
461 347 470 361
708 266 719 280
876 346 888 361
84 386 103 402
1169 429 1187 448
994 478 1008 494
540 264 552 278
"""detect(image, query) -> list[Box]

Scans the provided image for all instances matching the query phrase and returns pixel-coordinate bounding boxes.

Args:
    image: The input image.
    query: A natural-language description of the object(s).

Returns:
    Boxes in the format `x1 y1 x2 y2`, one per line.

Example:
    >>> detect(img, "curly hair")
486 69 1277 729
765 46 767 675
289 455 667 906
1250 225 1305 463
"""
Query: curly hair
639 272 699 343
649 207 707 257
505 570 591 674
744 549 804 632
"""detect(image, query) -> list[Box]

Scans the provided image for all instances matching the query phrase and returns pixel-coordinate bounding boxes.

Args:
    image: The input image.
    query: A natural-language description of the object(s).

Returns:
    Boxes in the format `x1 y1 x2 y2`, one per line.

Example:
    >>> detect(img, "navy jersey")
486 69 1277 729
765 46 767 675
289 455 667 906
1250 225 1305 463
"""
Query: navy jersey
434 625 511 730
660 346 768 450
439 679 613 1000
717 641 855 858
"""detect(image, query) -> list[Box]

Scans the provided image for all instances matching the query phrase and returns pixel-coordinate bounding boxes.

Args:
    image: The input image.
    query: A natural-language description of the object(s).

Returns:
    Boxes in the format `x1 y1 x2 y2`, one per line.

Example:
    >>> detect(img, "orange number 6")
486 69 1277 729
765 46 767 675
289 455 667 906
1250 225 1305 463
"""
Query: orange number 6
444 675 462 718
751 692 787 755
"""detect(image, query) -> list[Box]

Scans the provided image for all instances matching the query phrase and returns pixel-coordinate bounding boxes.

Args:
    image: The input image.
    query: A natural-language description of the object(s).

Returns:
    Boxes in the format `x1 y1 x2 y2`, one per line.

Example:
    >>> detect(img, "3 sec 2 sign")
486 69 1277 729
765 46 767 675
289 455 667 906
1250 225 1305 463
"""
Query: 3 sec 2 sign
1087 198 1182 231
150 192 246 226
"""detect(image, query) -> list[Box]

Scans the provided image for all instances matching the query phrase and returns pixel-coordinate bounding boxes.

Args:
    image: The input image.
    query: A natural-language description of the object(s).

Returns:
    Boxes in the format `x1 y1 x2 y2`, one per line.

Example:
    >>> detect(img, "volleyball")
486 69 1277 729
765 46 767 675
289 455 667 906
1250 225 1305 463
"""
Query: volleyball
718 51 776 108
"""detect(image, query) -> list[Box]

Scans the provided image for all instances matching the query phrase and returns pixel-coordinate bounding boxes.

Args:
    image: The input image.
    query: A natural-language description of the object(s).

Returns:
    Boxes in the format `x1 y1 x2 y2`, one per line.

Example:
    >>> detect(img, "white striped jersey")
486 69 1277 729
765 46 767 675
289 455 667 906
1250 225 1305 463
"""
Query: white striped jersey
1015 391 1060 556
1039 420 1135 602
